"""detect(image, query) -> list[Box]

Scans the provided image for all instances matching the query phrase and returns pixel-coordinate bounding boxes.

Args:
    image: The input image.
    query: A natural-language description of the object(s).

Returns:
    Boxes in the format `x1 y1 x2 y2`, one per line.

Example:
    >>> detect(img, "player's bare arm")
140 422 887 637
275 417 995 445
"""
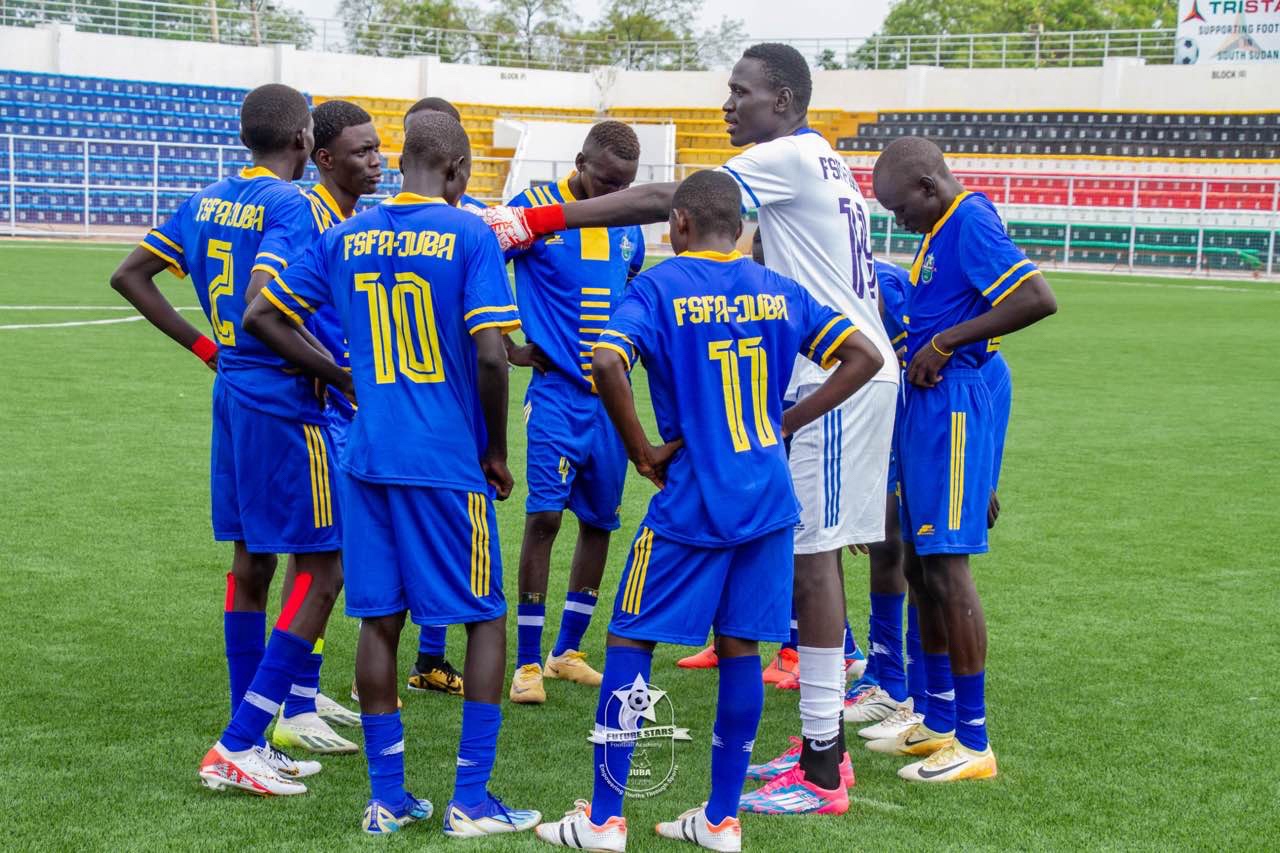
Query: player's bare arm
781 330 884 439
592 347 681 490
481 182 675 252
241 290 353 401
475 327 514 500
244 270 335 362
907 274 1057 388
110 247 218 370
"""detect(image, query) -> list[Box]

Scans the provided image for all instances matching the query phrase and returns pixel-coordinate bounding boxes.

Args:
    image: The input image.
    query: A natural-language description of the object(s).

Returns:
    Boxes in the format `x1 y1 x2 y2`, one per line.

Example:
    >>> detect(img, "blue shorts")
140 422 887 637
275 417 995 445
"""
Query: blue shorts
609 524 793 646
325 403 352 462
886 381 906 496
981 354 1013 491
898 369 995 557
524 371 627 530
340 477 505 625
210 378 341 553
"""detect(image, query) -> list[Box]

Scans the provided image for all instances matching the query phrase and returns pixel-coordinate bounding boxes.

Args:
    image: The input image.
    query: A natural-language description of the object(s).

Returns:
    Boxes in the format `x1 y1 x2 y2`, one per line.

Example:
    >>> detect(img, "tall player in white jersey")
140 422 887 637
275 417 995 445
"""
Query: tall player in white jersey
479 44 895 816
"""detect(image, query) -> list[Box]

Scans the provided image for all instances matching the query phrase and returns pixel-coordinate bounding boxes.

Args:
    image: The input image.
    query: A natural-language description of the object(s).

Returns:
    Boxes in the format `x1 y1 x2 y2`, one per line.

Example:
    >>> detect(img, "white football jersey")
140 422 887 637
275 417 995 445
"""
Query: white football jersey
721 130 897 391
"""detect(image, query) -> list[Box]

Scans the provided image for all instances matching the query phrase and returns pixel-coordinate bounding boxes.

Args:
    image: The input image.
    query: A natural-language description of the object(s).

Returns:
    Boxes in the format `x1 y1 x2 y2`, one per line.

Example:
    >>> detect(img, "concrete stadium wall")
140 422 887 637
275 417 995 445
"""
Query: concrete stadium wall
2 24 1277 113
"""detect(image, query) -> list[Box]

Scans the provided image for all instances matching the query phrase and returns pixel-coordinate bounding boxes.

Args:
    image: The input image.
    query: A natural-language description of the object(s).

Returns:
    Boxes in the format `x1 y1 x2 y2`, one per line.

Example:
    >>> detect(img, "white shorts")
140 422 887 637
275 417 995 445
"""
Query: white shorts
789 379 896 555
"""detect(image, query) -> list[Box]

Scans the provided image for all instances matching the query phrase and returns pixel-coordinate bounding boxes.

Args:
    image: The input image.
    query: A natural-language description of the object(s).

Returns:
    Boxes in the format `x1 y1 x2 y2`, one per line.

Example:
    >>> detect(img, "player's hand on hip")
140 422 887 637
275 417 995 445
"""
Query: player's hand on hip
907 336 951 388
203 348 219 372
636 438 683 490
987 490 1001 529
480 206 535 253
507 342 551 373
336 369 357 407
481 453 514 501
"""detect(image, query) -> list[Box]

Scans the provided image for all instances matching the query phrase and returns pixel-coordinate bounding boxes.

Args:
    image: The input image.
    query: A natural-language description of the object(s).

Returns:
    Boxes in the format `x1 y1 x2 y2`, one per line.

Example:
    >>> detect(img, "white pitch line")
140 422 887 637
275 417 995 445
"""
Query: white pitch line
848 795 907 813
0 305 202 310
1058 278 1280 296
0 315 147 330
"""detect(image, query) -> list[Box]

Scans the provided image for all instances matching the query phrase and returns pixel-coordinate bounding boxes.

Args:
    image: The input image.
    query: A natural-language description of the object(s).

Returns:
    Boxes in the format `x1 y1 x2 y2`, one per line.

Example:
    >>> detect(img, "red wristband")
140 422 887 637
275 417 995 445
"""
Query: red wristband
524 203 567 237
190 335 218 364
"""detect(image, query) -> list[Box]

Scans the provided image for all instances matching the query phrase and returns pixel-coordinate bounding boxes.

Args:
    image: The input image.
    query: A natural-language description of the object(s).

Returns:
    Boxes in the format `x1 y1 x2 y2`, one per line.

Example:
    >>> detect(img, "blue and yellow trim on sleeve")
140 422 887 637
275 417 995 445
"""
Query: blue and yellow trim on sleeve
262 275 318 327
592 328 637 372
909 191 972 285
465 304 521 335
982 258 1038 306
804 314 857 370
140 230 187 278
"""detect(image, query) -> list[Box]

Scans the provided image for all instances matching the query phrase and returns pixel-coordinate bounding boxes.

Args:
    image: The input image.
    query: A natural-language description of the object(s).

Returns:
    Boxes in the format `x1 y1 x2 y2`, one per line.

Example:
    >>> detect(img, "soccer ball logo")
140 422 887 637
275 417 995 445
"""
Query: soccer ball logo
1175 38 1199 65
626 684 652 714
614 673 665 731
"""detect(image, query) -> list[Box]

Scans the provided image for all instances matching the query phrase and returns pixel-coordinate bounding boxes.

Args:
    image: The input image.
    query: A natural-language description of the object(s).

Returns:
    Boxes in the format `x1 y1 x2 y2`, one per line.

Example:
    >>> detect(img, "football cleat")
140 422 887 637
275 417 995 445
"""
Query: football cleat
676 646 719 669
545 650 604 687
361 793 434 834
737 765 848 816
533 799 627 851
744 736 855 788
898 741 997 783
865 722 954 756
272 711 359 754
510 663 546 704
315 692 361 727
858 706 924 741
842 674 879 707
843 687 911 723
761 647 799 686
408 659 464 696
773 672 799 690
257 742 321 778
350 679 402 709
845 648 867 681
655 804 742 852
198 741 307 796
442 793 540 837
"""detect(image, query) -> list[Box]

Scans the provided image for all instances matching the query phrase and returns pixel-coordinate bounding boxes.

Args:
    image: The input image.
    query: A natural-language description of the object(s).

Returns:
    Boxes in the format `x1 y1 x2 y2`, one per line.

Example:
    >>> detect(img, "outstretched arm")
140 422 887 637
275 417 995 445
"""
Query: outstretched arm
782 330 884 439
592 348 682 489
907 274 1057 388
482 182 678 252
110 247 218 369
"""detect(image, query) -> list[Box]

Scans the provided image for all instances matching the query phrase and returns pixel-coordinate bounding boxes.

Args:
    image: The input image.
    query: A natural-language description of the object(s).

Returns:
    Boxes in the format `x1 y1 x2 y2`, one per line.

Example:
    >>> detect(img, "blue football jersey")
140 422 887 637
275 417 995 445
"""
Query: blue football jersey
302 183 355 418
508 176 645 389
904 192 1038 369
262 192 520 493
597 250 856 546
140 166 324 423
875 259 909 367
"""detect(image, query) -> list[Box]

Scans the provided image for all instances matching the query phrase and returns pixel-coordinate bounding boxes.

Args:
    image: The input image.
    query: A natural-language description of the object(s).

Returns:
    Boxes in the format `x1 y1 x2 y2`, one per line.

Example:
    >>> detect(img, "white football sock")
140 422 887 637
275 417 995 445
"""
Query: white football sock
797 645 844 742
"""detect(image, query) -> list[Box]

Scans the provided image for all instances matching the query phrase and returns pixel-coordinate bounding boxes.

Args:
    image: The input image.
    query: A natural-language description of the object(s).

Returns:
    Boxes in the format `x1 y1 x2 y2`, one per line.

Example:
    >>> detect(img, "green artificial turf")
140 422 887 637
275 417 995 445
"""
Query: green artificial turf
2 241 1277 850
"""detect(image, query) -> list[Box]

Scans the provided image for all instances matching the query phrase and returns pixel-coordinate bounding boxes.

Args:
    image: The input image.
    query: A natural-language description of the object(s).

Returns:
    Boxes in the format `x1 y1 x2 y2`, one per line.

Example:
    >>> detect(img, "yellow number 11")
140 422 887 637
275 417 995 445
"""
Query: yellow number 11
708 336 776 453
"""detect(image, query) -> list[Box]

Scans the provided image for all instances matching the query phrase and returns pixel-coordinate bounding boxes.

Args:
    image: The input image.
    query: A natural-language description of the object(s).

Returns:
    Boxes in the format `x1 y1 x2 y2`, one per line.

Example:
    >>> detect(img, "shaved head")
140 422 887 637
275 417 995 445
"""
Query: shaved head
872 136 962 234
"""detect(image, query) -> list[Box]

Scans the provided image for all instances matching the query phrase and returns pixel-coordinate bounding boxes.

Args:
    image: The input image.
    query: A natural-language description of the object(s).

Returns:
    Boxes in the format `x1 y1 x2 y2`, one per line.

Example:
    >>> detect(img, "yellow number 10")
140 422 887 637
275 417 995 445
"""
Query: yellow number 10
355 271 445 385
708 336 777 453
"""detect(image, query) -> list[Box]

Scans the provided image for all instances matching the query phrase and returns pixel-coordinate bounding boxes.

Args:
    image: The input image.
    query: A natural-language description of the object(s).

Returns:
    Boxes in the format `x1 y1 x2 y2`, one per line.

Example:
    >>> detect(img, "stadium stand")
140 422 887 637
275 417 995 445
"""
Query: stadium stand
0 69 297 227
838 110 1280 160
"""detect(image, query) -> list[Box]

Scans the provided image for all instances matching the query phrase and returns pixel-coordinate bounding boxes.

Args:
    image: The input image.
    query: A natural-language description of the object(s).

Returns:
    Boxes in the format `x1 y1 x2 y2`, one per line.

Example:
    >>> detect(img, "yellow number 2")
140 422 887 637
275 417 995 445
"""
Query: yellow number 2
707 336 776 453
207 239 236 346
355 271 445 385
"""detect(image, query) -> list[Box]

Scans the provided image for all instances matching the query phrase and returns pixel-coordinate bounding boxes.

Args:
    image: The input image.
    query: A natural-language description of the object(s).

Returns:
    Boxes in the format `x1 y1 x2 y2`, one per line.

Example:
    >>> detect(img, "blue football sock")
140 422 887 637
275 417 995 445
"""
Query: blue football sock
869 593 907 702
284 637 323 718
418 625 446 657
362 711 407 806
552 590 597 657
221 628 312 752
707 655 763 824
223 610 265 716
953 671 989 751
453 701 501 808
843 619 857 658
905 605 927 718
592 645 653 821
922 652 956 734
864 612 878 680
782 602 798 651
516 602 545 668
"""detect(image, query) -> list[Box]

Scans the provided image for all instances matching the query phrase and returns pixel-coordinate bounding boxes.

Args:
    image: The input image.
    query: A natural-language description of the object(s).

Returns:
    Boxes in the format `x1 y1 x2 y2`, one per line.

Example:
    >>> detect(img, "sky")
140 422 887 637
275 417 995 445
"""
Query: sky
279 0 893 41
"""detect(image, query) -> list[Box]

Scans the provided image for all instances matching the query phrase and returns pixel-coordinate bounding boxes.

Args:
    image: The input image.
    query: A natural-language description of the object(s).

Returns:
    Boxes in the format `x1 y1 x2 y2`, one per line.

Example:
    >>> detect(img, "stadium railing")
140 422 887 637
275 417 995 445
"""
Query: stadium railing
0 0 1176 71
3 133 1277 276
